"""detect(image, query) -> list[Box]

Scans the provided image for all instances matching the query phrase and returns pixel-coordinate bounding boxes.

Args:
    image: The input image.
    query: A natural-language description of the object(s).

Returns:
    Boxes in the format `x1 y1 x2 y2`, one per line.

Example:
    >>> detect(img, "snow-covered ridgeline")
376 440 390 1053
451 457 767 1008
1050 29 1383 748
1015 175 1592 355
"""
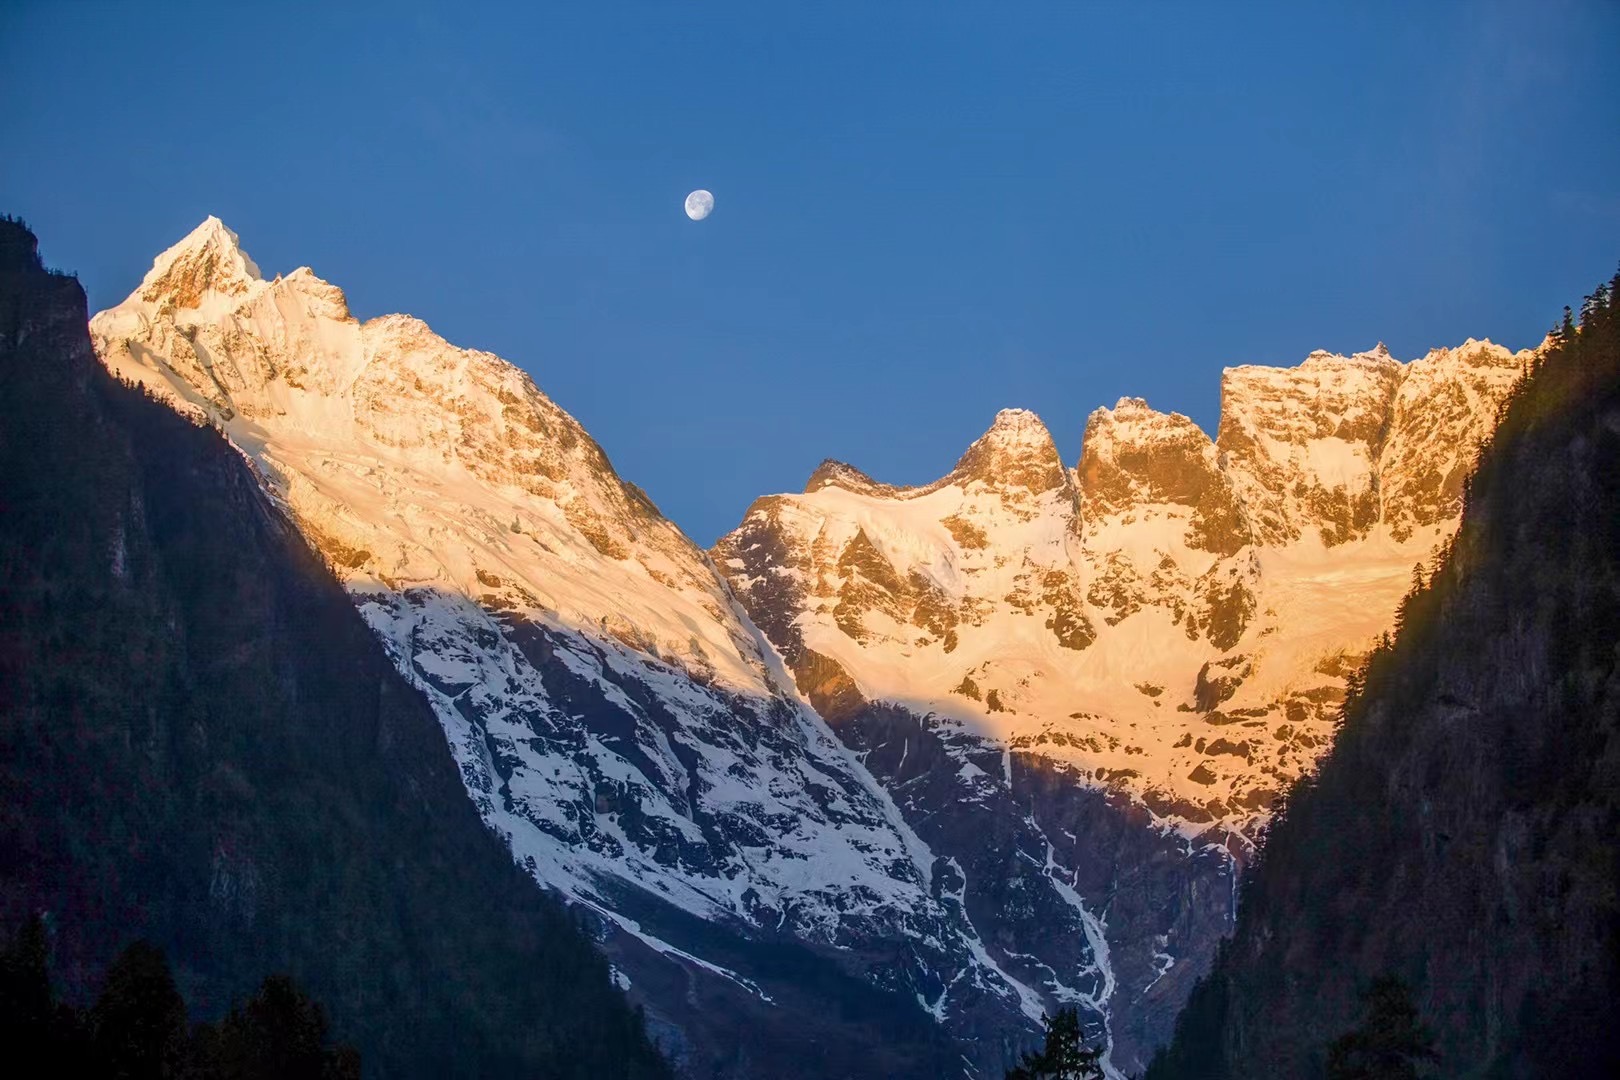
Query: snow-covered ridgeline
716 337 1534 834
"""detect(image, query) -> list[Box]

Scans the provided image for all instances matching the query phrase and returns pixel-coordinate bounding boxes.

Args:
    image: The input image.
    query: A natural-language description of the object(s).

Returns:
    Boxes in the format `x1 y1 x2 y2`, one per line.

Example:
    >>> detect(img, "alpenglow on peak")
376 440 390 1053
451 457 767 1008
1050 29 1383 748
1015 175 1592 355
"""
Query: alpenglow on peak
138 216 263 302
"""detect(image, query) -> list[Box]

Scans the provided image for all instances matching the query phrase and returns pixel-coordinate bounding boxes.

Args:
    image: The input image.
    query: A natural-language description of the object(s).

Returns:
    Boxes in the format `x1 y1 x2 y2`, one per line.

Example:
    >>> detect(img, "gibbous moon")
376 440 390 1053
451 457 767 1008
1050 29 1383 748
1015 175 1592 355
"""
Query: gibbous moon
684 189 714 221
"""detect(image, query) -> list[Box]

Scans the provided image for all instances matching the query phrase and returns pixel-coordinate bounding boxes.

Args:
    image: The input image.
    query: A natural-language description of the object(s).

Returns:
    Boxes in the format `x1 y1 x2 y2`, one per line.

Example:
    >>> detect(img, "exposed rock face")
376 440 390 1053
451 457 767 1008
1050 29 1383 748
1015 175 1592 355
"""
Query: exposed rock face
1080 397 1249 557
715 341 1533 1071
1146 291 1620 1080
954 406 1074 496
1217 346 1403 548
88 220 1039 1079
1378 339 1529 541
135 216 262 311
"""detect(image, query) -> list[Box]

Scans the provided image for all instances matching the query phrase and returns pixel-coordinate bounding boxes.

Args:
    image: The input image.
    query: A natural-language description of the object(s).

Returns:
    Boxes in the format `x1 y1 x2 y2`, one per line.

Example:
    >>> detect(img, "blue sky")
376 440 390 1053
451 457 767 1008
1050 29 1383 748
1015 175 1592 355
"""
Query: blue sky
3 1 1617 544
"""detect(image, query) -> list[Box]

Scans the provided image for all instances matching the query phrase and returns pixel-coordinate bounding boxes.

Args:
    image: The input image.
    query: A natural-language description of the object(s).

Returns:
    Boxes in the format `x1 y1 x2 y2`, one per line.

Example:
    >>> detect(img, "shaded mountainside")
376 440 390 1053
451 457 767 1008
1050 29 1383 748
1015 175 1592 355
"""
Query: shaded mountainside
0 217 668 1077
1148 278 1620 1078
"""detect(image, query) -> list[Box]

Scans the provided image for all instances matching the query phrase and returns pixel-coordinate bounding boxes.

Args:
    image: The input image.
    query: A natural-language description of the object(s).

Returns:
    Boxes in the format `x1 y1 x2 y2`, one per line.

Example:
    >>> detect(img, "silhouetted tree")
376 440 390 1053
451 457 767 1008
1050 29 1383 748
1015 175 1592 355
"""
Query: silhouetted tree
1 919 362 1079
1325 976 1437 1080
1339 665 1366 726
1006 1006 1104 1079
0 916 54 1040
0 916 93 1073
193 975 359 1080
92 942 189 1079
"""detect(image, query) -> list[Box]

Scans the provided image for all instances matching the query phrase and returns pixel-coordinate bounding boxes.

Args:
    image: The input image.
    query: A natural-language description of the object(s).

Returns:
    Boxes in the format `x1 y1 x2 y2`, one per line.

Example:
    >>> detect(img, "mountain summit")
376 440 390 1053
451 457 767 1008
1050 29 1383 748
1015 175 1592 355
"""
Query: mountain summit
951 408 1070 496
135 215 264 313
0 215 667 1080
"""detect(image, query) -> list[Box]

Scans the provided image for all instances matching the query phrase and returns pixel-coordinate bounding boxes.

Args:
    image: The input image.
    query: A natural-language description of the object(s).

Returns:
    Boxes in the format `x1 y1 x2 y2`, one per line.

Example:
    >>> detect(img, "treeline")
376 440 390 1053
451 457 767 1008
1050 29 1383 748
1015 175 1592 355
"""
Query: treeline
2 917 355 1078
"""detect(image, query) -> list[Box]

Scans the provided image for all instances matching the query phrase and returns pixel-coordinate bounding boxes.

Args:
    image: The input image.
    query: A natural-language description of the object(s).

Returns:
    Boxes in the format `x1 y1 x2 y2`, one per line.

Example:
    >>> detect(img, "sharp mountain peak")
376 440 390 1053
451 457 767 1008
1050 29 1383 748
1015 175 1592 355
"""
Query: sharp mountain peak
136 215 262 307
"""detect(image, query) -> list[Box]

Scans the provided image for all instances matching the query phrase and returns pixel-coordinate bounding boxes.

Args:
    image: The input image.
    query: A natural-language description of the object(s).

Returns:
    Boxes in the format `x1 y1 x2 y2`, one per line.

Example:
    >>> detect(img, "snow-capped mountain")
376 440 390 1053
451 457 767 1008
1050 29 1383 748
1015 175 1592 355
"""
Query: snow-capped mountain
87 218 1531 1077
718 341 1529 832
712 339 1532 1068
89 219 1076 1078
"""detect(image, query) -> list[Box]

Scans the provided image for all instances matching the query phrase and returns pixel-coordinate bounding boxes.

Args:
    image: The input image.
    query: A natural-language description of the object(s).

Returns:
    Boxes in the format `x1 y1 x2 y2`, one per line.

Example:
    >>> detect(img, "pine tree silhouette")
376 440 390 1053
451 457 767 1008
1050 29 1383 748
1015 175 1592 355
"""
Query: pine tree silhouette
1005 1007 1105 1079
0 917 53 1041
193 975 360 1080
91 942 189 1079
1325 976 1438 1080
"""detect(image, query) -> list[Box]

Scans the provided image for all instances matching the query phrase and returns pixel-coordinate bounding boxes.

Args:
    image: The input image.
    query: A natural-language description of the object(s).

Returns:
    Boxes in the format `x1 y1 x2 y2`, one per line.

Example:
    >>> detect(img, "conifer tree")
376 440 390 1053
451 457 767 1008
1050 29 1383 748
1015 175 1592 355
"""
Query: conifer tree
0 916 53 1040
1005 1006 1104 1079
1 917 91 1071
195 974 360 1080
91 942 189 1079
1325 976 1438 1080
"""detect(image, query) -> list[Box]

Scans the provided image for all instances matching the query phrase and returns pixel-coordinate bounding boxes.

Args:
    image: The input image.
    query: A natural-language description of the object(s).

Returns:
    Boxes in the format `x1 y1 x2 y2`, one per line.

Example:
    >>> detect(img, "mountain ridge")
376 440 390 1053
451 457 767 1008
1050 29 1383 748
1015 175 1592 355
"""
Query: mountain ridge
713 318 1534 1072
717 331 1533 832
88 215 1539 1077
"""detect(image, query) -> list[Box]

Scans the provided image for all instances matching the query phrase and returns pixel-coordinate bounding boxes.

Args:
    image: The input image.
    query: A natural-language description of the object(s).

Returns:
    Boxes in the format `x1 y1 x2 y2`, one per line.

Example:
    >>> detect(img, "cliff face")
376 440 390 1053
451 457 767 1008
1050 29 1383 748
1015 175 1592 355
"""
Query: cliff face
0 218 667 1078
715 342 1532 1071
1148 281 1620 1079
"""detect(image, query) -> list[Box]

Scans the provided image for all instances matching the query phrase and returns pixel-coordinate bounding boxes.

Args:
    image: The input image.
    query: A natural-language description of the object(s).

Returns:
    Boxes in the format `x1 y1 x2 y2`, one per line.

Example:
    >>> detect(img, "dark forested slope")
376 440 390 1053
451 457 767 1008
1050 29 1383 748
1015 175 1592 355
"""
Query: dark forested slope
1148 279 1620 1078
0 217 668 1078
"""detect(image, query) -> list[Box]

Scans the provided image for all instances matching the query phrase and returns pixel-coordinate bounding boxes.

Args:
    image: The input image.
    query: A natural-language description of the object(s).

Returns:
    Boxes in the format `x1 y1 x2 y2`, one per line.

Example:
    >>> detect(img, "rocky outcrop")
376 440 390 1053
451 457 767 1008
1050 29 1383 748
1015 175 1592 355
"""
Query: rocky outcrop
952 407 1073 497
1079 397 1249 557
1216 346 1403 547
1378 339 1528 541
715 339 1534 1071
